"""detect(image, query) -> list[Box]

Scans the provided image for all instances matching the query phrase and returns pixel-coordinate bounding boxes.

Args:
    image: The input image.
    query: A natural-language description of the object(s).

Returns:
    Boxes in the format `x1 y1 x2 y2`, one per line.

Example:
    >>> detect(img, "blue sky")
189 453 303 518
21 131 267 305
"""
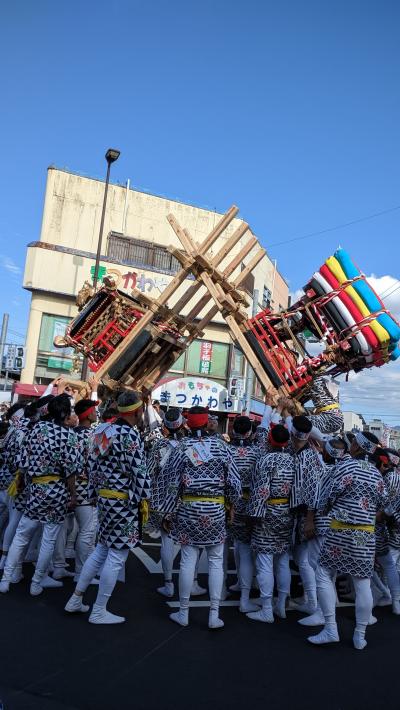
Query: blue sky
1 1 399 421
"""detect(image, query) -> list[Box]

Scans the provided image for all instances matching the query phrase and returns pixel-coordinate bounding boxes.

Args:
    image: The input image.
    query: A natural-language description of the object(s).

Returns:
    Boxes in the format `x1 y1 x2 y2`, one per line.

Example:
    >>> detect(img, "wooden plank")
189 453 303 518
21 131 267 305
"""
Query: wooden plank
196 205 239 255
233 248 266 287
211 222 249 266
223 235 258 277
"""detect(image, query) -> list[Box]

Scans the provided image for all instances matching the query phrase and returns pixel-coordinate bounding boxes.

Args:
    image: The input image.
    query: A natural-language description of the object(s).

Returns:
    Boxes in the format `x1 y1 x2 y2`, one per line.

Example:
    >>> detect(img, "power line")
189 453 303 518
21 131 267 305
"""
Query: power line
379 282 400 301
265 204 400 249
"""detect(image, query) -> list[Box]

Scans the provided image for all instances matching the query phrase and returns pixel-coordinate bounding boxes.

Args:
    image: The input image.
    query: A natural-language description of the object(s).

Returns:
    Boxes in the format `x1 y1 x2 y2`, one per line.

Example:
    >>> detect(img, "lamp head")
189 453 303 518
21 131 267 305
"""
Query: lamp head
105 148 120 164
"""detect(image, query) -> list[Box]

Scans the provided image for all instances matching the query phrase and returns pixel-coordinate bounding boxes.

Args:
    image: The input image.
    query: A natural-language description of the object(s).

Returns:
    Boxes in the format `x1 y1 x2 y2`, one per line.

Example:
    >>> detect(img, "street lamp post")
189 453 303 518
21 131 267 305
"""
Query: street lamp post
92 148 121 291
81 148 120 380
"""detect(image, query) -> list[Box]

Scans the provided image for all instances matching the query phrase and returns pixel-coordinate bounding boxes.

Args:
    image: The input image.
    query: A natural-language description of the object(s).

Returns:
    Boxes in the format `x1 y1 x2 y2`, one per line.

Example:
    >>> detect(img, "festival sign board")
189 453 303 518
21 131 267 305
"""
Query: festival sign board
152 376 241 413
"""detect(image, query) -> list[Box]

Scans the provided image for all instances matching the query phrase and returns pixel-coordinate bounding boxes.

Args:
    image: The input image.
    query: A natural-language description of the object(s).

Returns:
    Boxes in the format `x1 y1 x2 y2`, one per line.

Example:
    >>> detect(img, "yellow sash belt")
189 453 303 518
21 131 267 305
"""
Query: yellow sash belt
182 495 225 504
269 497 289 505
31 475 60 485
7 470 22 497
315 404 340 414
330 519 375 533
99 488 128 500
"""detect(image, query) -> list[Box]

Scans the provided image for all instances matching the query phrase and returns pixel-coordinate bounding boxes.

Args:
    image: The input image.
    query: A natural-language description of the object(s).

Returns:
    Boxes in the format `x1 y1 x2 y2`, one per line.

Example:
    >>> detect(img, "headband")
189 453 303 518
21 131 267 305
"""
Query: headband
117 400 143 414
165 413 183 430
292 426 311 441
355 431 377 455
187 412 208 428
268 429 289 448
78 404 97 421
325 439 345 459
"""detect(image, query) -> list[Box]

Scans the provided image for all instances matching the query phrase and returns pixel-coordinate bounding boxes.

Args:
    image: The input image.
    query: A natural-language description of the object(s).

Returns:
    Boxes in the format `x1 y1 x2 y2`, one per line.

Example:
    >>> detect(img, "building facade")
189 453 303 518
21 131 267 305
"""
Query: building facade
342 411 364 432
22 167 289 412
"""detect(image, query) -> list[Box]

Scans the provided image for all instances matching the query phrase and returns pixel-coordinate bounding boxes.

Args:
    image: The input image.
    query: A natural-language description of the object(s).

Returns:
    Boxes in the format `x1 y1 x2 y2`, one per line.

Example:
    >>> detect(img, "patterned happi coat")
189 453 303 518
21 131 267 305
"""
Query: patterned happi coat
228 438 262 544
290 443 325 543
315 455 353 536
73 426 95 506
153 434 241 546
376 468 400 556
319 457 387 577
21 420 81 524
87 419 150 551
0 416 30 491
307 376 343 434
146 434 181 532
247 450 295 554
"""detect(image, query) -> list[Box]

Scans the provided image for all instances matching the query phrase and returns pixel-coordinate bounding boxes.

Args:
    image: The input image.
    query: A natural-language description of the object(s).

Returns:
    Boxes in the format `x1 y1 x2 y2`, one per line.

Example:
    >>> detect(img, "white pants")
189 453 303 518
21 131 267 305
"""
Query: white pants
179 544 224 611
0 490 10 538
235 541 254 591
377 553 400 602
255 551 291 598
53 514 75 570
294 541 317 605
316 564 372 630
76 542 128 609
2 503 22 553
389 546 400 573
74 506 98 575
2 515 62 584
160 529 174 581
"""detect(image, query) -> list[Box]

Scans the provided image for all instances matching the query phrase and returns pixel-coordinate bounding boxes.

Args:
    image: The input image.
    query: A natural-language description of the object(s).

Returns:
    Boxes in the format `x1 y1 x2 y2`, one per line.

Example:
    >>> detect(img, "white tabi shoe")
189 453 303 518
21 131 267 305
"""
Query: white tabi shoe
0 580 10 593
157 582 174 598
11 569 24 584
53 568 75 580
65 593 90 613
247 603 274 623
377 595 392 607
30 582 44 596
368 614 378 625
392 599 400 615
191 581 207 596
208 610 224 629
307 625 339 645
273 596 288 619
298 609 325 627
353 630 367 650
40 575 63 589
239 598 261 613
169 610 189 627
89 606 125 624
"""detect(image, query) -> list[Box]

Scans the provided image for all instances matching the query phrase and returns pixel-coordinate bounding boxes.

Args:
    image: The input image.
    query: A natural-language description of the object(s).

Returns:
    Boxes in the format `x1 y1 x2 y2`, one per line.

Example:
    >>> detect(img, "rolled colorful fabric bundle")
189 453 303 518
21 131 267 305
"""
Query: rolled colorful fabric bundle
334 248 400 345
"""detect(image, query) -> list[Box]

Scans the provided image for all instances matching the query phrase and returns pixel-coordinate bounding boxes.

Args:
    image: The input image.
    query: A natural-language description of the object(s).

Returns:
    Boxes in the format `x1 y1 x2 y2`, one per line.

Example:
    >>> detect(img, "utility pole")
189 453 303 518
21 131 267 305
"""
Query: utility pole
0 313 9 378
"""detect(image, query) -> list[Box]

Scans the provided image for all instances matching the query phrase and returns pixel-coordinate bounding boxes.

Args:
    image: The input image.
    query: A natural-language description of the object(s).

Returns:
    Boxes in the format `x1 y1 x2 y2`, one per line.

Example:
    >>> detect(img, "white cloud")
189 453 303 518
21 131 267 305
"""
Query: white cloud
0 255 21 276
367 273 400 319
338 362 400 425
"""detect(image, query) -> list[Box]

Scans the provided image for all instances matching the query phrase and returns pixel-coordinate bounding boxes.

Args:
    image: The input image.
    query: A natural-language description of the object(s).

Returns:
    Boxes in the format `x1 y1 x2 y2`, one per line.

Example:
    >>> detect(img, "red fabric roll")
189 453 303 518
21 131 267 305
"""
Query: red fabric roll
320 264 382 361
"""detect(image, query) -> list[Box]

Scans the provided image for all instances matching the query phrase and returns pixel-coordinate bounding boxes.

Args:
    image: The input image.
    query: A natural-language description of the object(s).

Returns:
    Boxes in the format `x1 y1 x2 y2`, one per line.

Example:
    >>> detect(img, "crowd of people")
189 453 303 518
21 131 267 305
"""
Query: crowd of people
0 375 399 651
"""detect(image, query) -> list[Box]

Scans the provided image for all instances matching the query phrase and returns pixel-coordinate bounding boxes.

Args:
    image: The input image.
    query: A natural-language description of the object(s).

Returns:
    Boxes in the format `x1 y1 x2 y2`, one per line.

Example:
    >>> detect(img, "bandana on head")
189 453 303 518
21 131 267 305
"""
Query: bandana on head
325 439 345 459
187 412 208 429
292 426 311 441
165 413 183 430
268 428 289 448
78 403 97 421
117 400 143 416
355 431 377 455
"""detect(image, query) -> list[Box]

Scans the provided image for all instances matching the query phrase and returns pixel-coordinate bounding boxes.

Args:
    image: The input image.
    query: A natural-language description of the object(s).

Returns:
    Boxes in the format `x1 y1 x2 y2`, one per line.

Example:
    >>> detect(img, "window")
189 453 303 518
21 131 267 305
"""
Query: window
107 232 181 274
262 286 271 309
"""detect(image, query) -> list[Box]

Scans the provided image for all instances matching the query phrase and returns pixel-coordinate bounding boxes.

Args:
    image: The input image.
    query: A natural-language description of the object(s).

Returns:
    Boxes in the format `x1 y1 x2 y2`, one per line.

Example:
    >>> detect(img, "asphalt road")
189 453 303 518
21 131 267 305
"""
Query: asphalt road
0 537 398 710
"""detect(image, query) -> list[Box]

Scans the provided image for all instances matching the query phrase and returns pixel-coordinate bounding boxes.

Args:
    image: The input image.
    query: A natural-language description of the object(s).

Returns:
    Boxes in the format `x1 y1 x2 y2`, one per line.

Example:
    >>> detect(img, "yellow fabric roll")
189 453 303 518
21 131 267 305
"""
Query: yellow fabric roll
325 256 390 346
139 500 150 525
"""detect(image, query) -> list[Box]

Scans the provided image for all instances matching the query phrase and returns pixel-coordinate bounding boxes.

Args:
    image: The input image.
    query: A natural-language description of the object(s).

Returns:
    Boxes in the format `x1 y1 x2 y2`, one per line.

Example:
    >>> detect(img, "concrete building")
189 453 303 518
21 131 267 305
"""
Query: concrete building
365 418 385 442
342 411 364 432
21 167 289 413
